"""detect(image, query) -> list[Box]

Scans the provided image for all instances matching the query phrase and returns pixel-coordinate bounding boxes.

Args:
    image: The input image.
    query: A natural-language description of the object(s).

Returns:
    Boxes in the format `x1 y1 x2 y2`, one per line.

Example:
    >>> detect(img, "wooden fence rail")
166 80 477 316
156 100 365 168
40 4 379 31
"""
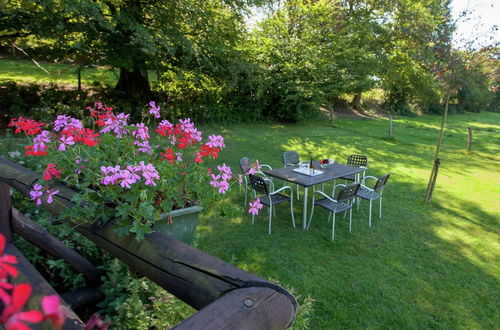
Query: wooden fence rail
0 157 297 329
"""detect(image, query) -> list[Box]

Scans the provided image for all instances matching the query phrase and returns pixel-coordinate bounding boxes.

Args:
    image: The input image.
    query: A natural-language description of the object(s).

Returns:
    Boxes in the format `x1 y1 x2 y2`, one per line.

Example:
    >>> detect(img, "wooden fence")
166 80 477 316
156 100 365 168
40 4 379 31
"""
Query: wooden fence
0 157 297 329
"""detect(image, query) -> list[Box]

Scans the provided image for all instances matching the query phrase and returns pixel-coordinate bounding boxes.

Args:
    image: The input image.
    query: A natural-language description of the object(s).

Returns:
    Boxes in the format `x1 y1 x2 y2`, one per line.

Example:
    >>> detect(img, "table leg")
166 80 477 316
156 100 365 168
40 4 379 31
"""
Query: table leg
303 187 308 230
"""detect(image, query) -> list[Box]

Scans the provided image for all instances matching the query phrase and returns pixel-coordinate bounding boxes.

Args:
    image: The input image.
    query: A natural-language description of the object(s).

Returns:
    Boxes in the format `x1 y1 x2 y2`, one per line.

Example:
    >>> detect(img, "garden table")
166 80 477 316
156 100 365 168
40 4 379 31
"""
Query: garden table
264 163 365 230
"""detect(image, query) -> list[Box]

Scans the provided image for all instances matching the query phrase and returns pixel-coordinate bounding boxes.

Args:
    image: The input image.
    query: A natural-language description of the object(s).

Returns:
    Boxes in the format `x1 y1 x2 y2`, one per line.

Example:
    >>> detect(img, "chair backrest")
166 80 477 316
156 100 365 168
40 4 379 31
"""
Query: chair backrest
239 157 251 174
282 151 299 166
373 173 390 194
347 154 368 168
249 174 270 195
337 183 360 203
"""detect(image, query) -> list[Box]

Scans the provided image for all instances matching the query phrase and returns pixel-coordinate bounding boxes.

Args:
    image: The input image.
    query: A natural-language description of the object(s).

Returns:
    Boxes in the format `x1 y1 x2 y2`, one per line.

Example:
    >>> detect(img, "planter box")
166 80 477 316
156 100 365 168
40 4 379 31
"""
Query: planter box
154 206 202 245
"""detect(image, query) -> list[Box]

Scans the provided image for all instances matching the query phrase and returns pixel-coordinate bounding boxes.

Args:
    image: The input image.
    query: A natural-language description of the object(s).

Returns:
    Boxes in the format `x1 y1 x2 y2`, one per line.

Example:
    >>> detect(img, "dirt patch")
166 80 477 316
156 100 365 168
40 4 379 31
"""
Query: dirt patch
320 98 387 119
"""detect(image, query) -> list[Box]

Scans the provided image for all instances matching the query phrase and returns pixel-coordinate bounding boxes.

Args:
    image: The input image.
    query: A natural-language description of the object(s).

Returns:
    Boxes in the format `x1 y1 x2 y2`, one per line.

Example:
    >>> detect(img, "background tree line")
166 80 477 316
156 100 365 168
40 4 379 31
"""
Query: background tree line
0 0 498 123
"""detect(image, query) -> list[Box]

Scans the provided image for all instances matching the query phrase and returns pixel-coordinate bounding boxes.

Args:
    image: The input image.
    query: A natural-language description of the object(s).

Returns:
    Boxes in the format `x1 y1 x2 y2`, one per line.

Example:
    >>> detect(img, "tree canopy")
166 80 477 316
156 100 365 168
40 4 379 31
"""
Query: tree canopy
0 0 498 121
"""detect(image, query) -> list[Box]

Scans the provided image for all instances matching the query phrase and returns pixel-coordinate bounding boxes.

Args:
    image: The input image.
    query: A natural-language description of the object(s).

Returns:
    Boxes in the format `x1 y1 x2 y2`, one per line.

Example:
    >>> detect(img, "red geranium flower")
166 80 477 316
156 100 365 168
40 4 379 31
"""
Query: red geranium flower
0 284 43 330
42 163 61 181
0 234 18 279
8 117 45 135
24 145 48 156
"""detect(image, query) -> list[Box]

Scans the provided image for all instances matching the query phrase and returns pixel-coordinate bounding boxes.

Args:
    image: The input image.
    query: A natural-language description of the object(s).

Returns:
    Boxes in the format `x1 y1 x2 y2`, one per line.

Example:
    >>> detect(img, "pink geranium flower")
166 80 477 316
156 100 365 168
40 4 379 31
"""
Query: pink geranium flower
42 295 66 330
248 198 264 215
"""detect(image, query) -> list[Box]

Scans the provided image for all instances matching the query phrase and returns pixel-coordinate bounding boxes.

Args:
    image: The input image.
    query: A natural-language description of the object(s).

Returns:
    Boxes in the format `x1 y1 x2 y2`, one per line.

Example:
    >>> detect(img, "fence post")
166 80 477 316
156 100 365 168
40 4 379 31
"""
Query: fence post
467 127 473 151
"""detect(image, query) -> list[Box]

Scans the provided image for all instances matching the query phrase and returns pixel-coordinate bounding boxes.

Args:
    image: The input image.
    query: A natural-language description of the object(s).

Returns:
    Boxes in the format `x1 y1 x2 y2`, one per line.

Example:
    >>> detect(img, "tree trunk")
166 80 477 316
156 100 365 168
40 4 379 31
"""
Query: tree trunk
115 67 151 104
425 93 450 203
351 92 362 111
77 67 82 92
327 98 335 127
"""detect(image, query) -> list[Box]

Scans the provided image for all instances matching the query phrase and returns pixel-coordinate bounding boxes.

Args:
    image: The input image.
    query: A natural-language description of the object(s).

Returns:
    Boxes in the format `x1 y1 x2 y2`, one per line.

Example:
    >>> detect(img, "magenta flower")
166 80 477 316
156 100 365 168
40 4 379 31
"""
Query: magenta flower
33 130 51 152
206 135 225 149
30 184 43 206
217 164 232 181
217 180 229 194
138 162 160 186
134 140 152 154
248 198 263 215
58 135 75 151
117 170 137 188
132 123 149 141
101 165 121 185
149 101 161 119
100 113 129 137
179 118 202 142
54 115 82 131
45 188 60 204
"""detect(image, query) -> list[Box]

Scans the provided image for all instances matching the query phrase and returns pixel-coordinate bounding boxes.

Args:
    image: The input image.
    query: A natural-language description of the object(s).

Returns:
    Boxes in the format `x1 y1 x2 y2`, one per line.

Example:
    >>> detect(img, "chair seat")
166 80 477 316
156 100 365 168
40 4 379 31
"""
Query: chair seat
340 173 356 181
314 198 352 214
259 193 291 206
356 186 381 201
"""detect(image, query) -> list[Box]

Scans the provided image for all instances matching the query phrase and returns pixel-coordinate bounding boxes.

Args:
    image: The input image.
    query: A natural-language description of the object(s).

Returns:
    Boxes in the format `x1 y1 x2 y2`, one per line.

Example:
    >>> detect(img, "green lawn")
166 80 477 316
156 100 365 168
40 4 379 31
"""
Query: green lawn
0 58 125 86
195 112 499 328
1 112 498 328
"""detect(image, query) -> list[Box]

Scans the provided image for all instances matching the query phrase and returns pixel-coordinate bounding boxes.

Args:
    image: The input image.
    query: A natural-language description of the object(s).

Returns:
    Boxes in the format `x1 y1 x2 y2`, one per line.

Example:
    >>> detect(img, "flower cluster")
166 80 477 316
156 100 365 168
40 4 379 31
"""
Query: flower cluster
248 198 264 215
100 162 160 188
0 233 110 330
209 164 232 194
11 101 234 240
0 233 64 329
29 184 59 206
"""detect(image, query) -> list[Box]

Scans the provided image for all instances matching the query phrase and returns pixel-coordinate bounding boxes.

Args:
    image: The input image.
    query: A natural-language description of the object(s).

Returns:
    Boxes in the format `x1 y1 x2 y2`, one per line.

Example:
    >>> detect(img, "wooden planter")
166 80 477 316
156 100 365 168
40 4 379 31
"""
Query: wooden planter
155 206 202 245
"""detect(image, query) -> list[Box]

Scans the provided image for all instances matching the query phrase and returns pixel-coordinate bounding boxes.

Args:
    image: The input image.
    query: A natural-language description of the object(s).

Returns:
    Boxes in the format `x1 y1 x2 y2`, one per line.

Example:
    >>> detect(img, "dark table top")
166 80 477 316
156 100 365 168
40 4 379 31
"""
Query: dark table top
264 163 365 187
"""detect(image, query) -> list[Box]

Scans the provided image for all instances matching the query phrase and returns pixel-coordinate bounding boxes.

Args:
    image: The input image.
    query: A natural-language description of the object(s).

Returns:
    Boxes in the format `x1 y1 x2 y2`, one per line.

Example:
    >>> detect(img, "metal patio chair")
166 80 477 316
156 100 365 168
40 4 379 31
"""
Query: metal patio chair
356 173 390 227
249 174 295 235
341 154 368 182
282 151 302 200
307 183 360 241
239 157 273 207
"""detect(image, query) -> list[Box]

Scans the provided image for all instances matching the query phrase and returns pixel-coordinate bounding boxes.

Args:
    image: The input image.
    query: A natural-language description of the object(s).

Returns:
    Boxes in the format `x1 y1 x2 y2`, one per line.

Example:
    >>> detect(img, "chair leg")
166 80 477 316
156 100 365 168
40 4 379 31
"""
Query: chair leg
290 199 296 228
357 197 362 211
332 212 336 241
369 199 372 227
244 184 247 207
268 205 272 235
379 197 383 219
296 184 300 201
349 208 352 232
307 204 316 230
327 212 332 222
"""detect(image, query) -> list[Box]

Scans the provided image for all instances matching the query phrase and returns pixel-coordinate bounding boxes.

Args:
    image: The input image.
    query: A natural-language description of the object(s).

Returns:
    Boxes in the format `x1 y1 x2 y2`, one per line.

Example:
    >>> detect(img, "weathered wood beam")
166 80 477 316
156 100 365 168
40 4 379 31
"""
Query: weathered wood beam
11 207 103 285
174 287 296 330
0 182 13 242
61 287 104 310
5 243 85 330
0 157 297 327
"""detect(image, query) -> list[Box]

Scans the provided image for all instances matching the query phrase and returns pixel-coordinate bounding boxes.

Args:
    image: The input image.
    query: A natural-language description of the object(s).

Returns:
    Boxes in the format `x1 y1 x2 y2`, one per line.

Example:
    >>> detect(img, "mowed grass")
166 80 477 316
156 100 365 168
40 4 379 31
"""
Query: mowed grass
0 109 498 328
0 58 117 86
195 112 499 328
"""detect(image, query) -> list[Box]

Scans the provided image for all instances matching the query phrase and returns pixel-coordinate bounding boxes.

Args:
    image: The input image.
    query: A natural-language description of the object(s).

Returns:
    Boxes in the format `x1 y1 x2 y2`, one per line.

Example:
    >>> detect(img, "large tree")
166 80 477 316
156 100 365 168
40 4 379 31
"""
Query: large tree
0 0 262 103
